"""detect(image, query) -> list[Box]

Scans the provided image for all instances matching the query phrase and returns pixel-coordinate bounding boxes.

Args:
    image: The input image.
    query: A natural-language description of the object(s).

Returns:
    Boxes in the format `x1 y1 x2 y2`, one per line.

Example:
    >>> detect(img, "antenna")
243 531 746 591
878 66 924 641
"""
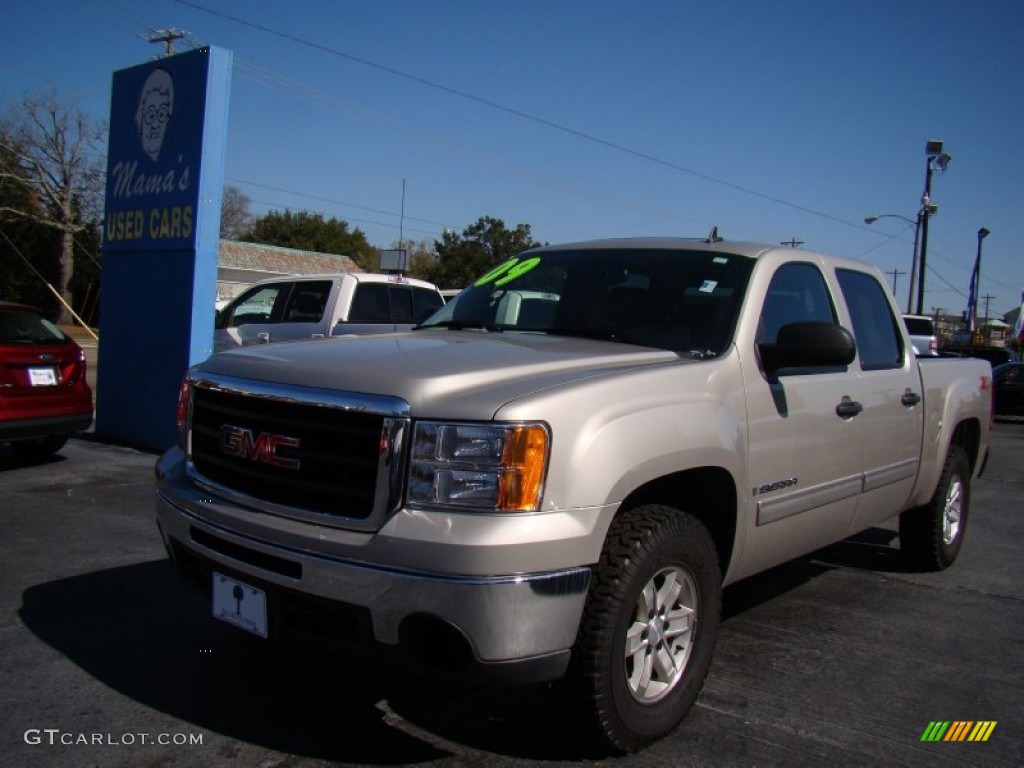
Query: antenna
399 178 406 247
706 226 722 243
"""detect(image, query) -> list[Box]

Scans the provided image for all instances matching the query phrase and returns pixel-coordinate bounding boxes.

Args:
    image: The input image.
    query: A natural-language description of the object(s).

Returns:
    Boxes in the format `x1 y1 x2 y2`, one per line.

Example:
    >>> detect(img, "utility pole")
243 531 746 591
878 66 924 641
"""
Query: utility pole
780 237 804 248
981 294 996 323
146 28 187 56
886 268 905 298
916 140 951 315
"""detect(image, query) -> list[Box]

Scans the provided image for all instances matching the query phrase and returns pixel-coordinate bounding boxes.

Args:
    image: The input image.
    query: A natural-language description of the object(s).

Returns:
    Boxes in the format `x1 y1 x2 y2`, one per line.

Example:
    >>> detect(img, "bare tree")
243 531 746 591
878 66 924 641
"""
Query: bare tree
0 89 105 323
220 184 253 240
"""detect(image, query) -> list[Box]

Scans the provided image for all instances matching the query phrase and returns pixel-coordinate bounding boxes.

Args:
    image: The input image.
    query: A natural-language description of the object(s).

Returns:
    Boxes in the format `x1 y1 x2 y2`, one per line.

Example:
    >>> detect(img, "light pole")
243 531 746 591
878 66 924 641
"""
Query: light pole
968 226 990 341
916 140 951 315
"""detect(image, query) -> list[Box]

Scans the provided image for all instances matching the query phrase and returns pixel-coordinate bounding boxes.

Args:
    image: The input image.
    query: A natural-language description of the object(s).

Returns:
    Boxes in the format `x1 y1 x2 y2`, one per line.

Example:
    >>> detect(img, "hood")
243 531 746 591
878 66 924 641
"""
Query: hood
198 329 682 418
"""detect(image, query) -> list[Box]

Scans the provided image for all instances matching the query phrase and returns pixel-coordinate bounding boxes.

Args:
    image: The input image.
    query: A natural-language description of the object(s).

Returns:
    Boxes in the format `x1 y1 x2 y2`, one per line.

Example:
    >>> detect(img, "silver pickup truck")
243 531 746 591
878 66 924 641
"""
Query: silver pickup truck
214 272 444 352
156 237 991 752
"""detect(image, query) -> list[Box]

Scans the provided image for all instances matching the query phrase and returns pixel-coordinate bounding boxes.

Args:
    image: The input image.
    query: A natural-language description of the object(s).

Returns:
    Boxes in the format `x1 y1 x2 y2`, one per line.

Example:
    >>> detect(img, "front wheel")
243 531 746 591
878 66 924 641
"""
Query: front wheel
564 504 721 753
899 444 970 571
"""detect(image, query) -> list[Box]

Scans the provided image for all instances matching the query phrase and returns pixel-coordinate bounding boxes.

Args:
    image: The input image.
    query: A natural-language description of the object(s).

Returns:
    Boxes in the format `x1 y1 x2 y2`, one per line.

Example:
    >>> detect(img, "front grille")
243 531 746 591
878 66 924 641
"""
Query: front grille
189 385 386 519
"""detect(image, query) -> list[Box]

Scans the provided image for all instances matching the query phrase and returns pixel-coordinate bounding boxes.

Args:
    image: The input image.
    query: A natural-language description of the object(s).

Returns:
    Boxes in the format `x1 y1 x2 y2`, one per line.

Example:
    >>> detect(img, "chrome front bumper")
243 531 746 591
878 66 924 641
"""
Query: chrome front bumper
154 459 591 681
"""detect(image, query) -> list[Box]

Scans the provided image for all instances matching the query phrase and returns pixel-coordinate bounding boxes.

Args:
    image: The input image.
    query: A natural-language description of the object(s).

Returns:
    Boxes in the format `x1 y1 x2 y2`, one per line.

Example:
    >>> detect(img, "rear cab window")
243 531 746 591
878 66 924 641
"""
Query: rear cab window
836 269 906 370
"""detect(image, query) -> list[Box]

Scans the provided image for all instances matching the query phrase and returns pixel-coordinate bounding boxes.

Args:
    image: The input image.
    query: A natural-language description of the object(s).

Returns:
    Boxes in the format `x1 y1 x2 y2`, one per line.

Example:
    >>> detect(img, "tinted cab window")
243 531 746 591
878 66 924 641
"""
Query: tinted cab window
837 270 905 370
346 284 444 325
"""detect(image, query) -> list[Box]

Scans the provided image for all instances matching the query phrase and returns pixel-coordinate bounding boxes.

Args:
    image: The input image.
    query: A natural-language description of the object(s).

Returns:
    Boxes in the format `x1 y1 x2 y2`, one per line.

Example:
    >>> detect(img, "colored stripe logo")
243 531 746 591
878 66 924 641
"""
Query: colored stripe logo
921 721 997 742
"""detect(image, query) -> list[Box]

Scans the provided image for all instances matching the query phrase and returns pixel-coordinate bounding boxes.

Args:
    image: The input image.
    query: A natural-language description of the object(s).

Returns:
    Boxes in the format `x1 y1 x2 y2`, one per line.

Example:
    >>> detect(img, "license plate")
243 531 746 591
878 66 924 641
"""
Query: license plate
28 367 57 386
212 573 268 638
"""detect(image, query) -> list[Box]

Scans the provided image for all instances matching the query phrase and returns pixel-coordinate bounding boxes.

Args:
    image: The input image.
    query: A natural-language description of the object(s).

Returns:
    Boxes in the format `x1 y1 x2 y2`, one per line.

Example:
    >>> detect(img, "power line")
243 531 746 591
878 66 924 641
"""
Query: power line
171 0 876 235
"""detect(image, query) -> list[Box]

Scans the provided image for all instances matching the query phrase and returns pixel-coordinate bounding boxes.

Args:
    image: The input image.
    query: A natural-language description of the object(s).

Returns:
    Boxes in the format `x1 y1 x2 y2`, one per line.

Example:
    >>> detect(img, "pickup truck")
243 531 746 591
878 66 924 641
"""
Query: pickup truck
214 272 444 352
156 236 991 753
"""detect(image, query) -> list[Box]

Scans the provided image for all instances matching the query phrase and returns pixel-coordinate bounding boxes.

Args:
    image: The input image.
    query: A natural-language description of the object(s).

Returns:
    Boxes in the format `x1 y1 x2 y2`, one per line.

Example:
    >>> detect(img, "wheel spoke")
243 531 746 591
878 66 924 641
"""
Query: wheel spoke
625 621 647 657
663 605 695 641
658 570 683 611
652 644 680 681
640 581 657 617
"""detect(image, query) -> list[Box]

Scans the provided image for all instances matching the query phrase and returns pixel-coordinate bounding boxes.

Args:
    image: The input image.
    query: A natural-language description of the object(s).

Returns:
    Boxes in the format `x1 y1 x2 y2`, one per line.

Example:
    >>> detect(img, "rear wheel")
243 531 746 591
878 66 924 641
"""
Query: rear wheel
899 444 970 571
564 504 721 753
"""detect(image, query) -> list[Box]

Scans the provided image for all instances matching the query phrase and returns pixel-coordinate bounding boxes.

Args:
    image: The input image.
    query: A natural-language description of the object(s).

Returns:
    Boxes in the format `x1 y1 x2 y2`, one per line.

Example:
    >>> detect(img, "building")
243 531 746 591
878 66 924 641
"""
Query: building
216 240 362 306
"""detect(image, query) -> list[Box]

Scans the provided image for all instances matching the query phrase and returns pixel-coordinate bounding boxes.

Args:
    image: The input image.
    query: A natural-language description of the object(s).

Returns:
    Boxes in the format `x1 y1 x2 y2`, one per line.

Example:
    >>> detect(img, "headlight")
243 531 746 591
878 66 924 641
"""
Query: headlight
408 422 549 511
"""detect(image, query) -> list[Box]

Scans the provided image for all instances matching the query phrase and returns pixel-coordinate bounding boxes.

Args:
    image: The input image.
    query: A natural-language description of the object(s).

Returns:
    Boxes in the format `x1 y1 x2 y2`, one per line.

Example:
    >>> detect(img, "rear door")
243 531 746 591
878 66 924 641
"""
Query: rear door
836 269 923 530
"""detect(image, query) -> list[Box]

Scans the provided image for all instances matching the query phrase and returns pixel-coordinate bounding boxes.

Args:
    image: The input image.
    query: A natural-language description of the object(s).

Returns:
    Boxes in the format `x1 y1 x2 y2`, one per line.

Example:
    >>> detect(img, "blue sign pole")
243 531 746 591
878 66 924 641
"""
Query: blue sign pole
97 46 232 450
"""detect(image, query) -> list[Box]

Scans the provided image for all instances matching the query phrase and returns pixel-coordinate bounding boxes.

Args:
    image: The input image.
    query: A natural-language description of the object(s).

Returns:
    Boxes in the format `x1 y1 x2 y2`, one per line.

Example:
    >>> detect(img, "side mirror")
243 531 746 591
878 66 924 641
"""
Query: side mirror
758 321 856 374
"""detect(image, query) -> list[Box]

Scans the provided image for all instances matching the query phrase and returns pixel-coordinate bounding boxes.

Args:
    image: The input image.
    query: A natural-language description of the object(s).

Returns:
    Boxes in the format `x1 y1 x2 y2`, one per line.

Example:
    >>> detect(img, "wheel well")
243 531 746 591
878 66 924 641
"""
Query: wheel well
950 419 981 473
618 467 737 577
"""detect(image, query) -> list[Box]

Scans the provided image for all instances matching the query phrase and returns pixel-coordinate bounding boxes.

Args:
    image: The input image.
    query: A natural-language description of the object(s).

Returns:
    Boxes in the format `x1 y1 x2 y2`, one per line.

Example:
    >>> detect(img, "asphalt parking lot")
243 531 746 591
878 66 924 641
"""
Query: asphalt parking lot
2 423 1022 768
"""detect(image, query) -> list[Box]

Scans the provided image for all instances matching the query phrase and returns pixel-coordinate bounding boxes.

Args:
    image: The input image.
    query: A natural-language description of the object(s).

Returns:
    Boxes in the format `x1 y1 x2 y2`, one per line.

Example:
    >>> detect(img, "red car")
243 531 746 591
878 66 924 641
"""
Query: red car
0 301 93 458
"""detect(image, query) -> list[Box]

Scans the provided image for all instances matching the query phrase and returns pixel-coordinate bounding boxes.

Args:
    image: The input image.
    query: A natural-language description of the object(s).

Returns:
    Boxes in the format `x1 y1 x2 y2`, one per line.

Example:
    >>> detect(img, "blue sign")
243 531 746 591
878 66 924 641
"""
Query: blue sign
104 49 216 252
97 46 232 450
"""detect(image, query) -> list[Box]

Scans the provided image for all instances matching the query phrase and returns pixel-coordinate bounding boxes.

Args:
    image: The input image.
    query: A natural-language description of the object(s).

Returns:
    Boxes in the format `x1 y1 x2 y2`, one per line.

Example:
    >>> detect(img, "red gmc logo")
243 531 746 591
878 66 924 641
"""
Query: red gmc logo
218 424 301 470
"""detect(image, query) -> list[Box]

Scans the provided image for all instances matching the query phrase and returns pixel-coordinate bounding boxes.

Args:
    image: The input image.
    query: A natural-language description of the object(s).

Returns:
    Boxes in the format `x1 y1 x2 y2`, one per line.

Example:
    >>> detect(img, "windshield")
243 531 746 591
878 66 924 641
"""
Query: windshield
419 247 754 357
0 309 68 344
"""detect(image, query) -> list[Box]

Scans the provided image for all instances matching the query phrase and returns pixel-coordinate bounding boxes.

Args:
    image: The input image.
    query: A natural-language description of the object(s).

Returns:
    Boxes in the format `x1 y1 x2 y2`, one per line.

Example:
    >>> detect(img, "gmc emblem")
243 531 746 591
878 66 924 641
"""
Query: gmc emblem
218 424 301 470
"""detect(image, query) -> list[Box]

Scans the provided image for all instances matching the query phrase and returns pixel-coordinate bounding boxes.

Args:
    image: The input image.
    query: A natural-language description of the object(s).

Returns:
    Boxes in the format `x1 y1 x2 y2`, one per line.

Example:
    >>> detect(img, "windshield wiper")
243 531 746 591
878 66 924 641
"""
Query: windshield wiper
419 320 504 332
546 327 619 341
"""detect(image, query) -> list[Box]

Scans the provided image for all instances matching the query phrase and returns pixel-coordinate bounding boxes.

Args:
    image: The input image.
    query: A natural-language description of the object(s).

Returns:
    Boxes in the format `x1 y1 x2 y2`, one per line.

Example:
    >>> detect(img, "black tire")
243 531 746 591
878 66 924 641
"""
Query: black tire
899 444 970 572
11 435 68 460
564 504 721 753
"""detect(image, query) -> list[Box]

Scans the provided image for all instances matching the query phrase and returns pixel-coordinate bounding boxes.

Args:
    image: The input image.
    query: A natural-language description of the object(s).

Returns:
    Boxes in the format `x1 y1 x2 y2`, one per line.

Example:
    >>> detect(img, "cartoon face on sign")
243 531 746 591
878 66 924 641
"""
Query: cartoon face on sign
135 69 174 161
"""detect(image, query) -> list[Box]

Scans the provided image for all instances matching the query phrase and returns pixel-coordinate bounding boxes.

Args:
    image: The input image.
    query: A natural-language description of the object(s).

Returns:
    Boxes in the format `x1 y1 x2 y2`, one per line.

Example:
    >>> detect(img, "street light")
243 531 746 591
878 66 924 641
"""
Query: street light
864 210 932 313
916 139 952 315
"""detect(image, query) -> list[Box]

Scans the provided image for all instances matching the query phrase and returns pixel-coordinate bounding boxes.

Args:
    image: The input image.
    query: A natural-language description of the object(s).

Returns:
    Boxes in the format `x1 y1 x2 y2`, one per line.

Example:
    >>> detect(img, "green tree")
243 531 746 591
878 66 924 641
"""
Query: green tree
429 216 542 289
245 209 377 271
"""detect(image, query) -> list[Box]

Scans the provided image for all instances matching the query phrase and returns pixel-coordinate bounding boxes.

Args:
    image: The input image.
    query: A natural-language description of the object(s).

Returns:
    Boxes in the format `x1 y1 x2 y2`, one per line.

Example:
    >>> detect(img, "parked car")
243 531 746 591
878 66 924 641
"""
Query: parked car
214 273 445 352
0 301 93 458
902 314 938 356
993 362 1024 419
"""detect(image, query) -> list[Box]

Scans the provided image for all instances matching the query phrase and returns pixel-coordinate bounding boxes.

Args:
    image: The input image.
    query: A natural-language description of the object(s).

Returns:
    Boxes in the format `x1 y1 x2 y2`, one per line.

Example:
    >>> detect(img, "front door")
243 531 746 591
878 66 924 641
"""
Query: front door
735 259 863 580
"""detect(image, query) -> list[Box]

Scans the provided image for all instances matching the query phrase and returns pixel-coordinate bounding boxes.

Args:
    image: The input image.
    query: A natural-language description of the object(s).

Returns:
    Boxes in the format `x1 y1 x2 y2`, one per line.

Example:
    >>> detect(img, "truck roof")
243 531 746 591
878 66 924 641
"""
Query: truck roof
243 272 441 291
526 237 876 272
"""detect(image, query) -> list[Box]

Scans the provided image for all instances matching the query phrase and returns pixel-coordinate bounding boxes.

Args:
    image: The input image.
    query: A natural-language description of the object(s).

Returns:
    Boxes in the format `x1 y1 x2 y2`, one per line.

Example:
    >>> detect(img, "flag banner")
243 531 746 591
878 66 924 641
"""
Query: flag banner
966 265 978 333
1013 291 1024 341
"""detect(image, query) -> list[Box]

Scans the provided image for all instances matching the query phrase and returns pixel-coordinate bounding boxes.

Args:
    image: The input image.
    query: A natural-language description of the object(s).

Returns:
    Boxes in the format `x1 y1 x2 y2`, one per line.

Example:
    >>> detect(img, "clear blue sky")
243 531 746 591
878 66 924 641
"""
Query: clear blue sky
4 0 1022 317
